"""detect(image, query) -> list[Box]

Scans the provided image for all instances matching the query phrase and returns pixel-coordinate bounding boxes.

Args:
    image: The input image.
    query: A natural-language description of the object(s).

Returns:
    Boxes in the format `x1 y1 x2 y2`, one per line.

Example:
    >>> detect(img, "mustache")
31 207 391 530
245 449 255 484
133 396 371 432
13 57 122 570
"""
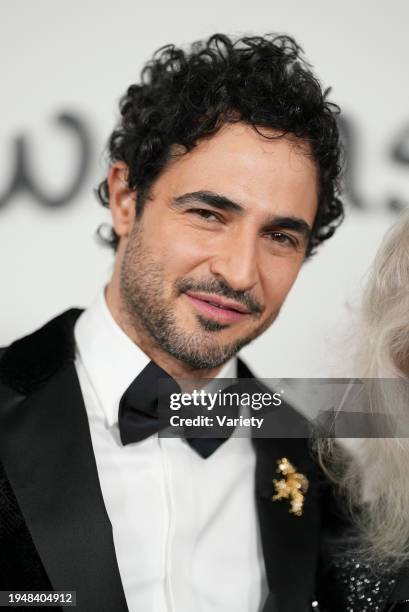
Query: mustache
176 277 265 316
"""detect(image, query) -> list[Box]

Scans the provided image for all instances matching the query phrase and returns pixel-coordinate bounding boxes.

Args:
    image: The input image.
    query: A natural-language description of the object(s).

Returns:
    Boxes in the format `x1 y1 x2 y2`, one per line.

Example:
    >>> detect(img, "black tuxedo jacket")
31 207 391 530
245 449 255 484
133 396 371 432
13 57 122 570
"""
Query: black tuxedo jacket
1 309 409 612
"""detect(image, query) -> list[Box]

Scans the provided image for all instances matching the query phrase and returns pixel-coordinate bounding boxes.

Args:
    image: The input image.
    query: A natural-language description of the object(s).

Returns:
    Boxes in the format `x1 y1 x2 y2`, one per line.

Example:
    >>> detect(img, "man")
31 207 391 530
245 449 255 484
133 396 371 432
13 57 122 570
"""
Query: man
0 33 349 612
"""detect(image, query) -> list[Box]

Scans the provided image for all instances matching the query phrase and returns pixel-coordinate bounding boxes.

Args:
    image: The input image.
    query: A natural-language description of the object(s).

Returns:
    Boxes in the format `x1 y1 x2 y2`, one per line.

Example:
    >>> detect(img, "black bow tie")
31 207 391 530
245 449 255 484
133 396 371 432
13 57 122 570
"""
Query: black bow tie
118 361 238 459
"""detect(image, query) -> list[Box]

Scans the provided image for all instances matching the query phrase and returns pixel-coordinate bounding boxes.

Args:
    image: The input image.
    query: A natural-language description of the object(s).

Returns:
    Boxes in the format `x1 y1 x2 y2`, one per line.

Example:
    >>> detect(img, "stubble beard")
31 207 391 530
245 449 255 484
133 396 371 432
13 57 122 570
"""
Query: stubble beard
119 225 278 370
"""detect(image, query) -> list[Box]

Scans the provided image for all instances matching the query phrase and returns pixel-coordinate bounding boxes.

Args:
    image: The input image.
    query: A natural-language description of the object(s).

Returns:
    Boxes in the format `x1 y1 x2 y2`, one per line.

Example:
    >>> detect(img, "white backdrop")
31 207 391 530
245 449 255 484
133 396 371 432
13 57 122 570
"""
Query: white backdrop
1 0 408 377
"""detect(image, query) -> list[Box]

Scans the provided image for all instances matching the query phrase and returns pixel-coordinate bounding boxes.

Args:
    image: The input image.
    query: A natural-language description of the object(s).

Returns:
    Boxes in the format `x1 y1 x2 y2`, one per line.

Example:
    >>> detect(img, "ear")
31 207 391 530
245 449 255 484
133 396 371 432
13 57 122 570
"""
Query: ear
107 161 136 237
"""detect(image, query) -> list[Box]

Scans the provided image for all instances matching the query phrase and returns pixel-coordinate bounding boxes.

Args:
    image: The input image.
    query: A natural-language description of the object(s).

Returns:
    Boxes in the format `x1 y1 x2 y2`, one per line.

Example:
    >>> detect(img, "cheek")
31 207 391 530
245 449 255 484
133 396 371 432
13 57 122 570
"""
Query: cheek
260 258 303 313
148 222 211 276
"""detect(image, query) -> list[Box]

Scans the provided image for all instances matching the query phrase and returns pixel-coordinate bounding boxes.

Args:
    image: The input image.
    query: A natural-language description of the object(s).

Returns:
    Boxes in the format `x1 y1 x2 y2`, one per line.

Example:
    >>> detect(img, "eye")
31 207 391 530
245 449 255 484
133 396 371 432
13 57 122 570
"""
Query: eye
267 231 298 248
189 208 221 222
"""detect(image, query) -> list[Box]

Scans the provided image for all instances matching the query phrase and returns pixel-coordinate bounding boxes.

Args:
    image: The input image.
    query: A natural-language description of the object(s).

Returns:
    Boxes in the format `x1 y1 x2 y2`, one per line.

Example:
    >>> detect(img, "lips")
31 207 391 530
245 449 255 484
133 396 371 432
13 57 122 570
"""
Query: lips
184 291 250 324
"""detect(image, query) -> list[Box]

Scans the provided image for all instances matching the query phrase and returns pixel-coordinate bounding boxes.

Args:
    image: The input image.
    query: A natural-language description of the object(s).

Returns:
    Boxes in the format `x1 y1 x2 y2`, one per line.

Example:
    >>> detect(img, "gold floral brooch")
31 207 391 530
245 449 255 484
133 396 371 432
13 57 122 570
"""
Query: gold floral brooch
272 457 309 517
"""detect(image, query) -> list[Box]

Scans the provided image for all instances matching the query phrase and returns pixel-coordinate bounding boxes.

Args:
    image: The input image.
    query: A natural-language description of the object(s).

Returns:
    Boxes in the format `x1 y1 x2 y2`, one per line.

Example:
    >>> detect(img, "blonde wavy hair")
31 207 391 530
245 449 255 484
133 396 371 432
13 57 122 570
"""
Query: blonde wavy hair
317 210 409 566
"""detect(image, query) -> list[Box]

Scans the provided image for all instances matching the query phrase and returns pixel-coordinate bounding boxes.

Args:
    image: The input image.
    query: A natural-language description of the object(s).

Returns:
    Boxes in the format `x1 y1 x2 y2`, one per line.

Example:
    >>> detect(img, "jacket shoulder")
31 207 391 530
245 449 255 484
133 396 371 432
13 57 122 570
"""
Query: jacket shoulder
0 308 83 396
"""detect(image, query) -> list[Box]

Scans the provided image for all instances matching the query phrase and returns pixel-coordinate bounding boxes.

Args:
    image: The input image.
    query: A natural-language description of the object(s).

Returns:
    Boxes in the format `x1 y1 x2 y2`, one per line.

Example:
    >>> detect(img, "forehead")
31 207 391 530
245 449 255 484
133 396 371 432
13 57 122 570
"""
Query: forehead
154 122 319 224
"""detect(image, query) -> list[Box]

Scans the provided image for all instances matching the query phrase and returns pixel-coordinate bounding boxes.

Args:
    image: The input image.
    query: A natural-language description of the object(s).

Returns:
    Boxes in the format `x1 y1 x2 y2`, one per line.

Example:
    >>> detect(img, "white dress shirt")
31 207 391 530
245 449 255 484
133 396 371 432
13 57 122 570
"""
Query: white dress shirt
74 288 267 612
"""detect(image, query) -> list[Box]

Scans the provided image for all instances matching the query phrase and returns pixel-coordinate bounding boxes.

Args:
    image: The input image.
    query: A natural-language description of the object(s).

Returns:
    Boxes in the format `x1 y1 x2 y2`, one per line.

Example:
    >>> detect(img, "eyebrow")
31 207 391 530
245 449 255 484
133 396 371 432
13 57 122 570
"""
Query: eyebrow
173 190 244 213
172 190 312 240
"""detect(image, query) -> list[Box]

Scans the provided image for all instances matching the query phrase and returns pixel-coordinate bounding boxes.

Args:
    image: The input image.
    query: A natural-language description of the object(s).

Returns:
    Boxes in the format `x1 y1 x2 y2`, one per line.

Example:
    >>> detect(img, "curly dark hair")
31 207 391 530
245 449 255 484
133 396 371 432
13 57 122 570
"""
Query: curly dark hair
96 33 344 256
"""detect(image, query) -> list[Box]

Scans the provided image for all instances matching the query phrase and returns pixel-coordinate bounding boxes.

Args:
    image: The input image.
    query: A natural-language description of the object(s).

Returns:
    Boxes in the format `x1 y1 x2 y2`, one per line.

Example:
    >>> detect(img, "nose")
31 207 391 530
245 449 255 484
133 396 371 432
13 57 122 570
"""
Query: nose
209 228 259 292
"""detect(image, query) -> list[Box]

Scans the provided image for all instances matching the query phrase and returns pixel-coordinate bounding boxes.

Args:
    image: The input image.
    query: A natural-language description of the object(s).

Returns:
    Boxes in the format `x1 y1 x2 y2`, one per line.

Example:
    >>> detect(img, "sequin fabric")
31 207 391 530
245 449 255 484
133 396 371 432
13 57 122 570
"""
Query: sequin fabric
328 556 398 611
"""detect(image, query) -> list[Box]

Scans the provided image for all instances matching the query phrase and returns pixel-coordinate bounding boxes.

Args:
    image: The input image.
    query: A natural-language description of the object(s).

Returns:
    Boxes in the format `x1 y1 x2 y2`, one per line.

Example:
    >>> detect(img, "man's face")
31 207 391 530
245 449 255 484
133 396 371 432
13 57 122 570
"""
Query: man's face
116 122 318 370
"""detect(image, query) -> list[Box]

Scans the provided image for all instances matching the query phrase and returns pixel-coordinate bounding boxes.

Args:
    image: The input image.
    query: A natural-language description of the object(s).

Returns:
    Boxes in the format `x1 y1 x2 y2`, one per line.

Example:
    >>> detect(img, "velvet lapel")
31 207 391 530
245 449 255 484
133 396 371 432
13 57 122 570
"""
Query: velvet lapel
238 359 321 612
0 310 128 612
388 568 409 610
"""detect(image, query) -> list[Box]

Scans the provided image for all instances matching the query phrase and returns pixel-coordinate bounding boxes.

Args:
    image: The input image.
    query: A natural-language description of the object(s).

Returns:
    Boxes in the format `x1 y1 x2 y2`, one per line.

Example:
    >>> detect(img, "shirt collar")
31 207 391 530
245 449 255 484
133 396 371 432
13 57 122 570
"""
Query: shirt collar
74 287 237 428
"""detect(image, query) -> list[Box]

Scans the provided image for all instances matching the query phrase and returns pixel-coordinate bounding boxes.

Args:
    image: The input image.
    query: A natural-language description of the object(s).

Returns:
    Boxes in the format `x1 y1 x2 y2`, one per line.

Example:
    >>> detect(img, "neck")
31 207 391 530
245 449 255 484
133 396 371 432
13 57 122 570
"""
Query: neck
105 282 225 380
